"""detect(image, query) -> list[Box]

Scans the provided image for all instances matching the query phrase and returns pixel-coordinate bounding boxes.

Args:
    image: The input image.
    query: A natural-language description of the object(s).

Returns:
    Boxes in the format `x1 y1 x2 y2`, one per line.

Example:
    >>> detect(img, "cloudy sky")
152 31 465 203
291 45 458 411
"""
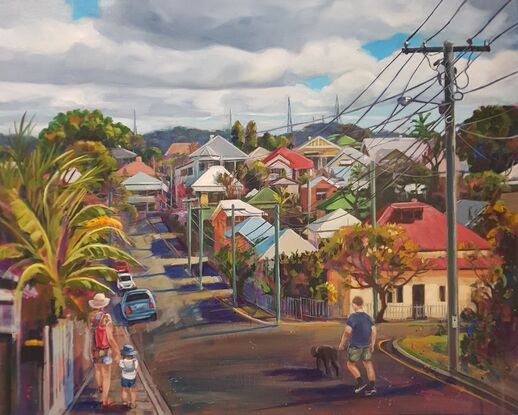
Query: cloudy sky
1 0 517 135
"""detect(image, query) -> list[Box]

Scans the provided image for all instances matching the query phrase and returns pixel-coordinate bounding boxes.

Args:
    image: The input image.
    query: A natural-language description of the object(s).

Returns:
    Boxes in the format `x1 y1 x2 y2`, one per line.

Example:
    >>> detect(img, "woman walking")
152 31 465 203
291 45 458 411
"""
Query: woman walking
89 293 120 408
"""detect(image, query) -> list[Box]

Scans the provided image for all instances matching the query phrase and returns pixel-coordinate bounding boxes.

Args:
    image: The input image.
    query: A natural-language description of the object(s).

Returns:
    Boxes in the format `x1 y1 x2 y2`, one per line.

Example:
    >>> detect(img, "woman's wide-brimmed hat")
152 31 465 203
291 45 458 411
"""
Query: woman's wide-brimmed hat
121 344 137 357
88 293 110 309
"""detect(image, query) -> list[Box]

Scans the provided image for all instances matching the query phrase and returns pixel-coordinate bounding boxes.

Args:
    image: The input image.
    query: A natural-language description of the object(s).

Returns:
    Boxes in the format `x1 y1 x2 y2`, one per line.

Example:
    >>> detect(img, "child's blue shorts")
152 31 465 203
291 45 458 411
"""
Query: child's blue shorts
121 377 136 388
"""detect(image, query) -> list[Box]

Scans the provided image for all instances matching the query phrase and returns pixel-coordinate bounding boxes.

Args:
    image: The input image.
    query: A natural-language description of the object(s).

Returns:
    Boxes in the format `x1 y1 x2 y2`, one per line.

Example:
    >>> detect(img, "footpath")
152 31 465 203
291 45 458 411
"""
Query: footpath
68 325 171 415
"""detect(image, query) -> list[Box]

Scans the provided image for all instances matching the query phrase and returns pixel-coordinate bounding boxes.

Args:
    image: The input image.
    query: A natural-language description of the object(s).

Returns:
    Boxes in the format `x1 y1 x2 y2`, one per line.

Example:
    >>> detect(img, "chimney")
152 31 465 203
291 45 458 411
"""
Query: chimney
136 156 142 162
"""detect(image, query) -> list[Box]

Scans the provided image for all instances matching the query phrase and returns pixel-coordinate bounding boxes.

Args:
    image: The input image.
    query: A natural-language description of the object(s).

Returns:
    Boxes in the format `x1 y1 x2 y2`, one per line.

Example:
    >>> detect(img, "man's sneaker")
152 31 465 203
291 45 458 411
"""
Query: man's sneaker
354 378 367 394
365 383 376 396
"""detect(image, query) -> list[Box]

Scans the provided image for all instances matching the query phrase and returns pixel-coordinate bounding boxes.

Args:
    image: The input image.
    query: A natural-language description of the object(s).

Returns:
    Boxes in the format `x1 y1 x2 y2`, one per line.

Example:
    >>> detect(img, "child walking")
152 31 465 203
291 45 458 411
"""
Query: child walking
119 344 139 409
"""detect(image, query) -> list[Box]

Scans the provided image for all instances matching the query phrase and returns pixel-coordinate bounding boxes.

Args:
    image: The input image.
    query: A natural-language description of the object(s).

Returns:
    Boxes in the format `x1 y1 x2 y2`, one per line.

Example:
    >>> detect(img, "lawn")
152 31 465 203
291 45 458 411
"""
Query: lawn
399 335 448 368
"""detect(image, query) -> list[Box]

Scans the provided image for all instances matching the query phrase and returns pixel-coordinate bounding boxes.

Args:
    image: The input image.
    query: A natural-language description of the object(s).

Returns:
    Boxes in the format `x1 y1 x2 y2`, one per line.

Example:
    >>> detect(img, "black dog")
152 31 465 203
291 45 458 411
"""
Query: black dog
311 345 340 377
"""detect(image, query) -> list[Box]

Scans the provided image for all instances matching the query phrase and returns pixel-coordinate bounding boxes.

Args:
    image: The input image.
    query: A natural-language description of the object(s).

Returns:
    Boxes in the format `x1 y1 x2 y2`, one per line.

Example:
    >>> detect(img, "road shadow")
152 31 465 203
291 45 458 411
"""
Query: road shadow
153 282 229 293
150 239 176 258
163 264 190 278
263 367 326 382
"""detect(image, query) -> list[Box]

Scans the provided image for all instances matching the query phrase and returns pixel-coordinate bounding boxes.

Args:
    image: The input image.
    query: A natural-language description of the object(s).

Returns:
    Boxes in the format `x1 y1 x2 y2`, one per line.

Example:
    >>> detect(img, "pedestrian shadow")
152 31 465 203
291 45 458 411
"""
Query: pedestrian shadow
263 367 326 382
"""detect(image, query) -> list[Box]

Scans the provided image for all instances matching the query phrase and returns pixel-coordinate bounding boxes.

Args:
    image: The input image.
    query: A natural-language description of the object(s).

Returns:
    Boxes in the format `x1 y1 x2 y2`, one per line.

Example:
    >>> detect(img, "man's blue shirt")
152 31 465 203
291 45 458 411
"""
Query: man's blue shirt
346 311 374 347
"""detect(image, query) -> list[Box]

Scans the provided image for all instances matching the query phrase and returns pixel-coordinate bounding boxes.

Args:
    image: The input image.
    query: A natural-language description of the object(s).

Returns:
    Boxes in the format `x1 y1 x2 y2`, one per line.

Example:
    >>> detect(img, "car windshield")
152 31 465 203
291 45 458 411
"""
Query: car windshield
127 293 150 302
119 274 131 281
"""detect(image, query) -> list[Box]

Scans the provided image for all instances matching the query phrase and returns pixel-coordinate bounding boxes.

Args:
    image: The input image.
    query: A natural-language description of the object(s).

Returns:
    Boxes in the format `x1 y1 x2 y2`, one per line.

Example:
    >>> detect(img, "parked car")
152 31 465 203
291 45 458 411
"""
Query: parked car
116 271 136 291
114 260 130 273
121 289 157 322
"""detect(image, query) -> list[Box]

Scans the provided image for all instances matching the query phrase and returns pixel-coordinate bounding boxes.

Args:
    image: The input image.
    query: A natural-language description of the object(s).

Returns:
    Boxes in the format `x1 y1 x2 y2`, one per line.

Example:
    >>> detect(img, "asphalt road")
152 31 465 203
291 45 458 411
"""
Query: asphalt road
127 216 510 415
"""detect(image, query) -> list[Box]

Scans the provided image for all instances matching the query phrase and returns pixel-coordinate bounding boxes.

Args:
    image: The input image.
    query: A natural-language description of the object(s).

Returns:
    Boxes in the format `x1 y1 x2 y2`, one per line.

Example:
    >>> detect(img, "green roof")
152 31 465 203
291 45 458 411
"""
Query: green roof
317 191 369 218
247 188 278 208
327 134 357 147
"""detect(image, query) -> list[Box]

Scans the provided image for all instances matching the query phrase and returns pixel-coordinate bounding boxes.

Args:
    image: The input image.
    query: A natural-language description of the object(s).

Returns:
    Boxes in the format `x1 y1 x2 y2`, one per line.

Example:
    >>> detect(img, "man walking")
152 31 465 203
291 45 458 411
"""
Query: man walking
338 296 377 396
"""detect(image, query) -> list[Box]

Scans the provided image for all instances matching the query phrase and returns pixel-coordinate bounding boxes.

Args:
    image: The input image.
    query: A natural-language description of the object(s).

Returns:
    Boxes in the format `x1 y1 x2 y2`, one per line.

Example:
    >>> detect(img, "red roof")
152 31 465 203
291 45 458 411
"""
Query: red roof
164 142 200 158
375 201 490 251
115 156 156 177
263 147 314 170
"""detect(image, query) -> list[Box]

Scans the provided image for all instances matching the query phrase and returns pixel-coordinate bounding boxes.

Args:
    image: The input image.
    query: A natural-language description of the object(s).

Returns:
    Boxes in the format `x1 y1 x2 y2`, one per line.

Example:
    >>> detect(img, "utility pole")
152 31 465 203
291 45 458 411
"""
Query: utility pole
403 40 490 374
274 203 281 324
306 177 311 226
287 97 294 146
169 165 173 209
198 206 204 290
231 204 237 307
370 160 378 319
185 199 194 276
335 95 342 124
108 187 113 245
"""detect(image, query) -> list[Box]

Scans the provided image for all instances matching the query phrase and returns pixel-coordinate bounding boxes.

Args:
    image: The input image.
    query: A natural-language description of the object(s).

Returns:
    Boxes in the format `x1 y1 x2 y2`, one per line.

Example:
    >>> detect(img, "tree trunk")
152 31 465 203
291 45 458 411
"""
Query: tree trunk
375 290 388 323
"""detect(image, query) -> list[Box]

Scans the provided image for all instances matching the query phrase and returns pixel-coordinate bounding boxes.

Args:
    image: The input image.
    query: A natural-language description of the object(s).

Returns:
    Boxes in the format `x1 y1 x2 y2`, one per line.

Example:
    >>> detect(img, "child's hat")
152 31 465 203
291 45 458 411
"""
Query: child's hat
120 344 137 356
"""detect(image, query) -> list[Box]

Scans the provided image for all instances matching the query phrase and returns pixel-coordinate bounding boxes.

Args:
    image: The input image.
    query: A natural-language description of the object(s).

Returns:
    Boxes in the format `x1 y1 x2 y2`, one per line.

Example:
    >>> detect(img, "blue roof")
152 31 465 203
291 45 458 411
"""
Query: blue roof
331 166 353 181
254 229 288 257
224 217 274 245
456 199 487 227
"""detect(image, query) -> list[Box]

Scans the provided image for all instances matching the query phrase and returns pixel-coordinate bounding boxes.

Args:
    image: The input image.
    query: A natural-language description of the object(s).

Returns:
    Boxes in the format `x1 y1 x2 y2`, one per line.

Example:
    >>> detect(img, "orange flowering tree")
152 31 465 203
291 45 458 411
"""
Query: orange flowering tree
325 223 427 322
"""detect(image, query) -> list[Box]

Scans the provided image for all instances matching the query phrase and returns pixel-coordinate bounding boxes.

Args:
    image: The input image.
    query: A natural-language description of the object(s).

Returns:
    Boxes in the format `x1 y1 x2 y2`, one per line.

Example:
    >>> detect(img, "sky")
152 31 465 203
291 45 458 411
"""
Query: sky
0 0 517 135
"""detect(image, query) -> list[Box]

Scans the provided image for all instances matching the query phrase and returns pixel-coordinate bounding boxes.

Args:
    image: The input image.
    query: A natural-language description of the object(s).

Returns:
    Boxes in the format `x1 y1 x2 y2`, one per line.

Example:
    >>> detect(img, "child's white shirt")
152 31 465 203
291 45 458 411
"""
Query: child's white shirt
119 358 139 380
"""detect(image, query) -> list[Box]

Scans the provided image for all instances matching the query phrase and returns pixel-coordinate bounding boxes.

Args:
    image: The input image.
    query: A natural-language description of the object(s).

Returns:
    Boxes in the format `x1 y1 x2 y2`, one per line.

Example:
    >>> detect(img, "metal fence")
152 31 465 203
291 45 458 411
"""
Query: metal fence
363 303 460 321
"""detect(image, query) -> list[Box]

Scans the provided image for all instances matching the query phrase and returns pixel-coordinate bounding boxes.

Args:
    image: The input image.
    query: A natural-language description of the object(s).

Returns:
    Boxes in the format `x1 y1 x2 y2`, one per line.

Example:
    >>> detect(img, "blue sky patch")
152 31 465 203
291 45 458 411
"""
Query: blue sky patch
304 75 331 91
66 0 100 20
362 32 424 60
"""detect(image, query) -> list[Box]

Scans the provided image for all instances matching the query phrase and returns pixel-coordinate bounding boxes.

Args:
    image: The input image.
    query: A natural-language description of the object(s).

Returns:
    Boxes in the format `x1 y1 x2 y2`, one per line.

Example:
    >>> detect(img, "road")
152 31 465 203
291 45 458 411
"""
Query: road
126 216 510 415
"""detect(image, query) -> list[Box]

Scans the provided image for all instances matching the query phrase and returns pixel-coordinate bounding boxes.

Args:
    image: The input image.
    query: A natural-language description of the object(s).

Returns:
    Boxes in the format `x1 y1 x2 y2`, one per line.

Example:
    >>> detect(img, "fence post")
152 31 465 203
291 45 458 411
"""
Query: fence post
299 297 303 320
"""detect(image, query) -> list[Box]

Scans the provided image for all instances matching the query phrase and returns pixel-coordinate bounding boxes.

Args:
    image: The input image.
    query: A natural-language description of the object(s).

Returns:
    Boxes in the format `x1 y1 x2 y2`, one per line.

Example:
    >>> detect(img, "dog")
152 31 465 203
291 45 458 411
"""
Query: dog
311 345 340 377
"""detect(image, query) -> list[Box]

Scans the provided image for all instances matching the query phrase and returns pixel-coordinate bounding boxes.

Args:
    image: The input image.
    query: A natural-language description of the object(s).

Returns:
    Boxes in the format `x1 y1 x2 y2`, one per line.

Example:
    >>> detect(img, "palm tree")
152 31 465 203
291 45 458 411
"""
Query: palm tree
0 117 140 318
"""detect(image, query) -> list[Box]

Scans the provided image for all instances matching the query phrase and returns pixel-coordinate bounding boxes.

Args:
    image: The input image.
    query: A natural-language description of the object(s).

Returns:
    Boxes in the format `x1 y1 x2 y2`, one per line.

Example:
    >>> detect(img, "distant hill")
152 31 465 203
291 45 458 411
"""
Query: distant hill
143 122 370 151
143 126 230 152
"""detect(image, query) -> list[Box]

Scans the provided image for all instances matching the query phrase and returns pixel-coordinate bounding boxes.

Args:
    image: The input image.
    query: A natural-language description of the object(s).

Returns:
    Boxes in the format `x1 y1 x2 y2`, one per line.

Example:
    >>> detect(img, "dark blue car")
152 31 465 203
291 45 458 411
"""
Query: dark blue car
121 289 157 322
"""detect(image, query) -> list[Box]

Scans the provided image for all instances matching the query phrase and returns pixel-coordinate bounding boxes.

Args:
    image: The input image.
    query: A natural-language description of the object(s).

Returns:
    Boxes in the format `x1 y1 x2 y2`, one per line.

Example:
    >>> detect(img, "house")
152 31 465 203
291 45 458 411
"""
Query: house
191 165 244 206
456 200 487 227
300 176 338 212
505 163 518 190
116 156 156 178
254 228 317 261
305 208 360 247
329 200 493 319
263 147 314 182
326 146 370 171
164 142 199 159
122 172 167 211
361 137 428 166
247 188 278 211
174 135 248 205
223 217 274 252
316 190 370 219
247 147 271 165
211 200 265 252
270 177 299 196
295 136 341 170
111 147 137 167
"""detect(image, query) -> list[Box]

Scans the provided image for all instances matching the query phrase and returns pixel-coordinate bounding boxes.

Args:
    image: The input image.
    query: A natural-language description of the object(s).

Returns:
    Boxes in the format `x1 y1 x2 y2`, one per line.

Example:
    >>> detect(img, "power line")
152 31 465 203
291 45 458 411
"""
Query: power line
457 128 518 141
468 0 513 42
425 0 468 43
463 70 518 94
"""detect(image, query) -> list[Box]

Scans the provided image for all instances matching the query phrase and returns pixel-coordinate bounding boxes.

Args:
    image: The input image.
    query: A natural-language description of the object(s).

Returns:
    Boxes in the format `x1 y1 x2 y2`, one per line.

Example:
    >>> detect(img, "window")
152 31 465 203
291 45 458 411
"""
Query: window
387 291 394 303
396 286 404 303
392 208 423 223
316 191 327 201
439 286 446 302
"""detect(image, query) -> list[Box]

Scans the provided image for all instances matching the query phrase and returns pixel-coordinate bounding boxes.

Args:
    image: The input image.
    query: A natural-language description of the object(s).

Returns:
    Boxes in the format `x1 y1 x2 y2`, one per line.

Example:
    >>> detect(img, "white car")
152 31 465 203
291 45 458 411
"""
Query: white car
117 272 136 291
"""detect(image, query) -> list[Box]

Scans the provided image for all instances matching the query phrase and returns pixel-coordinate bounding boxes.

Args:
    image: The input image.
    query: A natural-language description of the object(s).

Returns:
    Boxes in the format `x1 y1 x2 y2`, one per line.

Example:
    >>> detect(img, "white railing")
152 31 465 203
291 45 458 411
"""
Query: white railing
364 303 465 321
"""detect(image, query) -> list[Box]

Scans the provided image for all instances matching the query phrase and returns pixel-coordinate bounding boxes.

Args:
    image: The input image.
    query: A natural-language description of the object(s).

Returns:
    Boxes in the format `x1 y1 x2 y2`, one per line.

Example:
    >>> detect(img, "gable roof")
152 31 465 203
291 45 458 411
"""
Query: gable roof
224 217 274 245
326 146 370 168
317 191 369 214
376 201 490 251
270 177 298 186
301 176 338 189
307 208 360 237
456 200 487 227
191 165 242 192
248 147 271 160
111 147 137 160
296 135 341 152
247 188 278 207
211 200 264 220
362 137 428 163
165 142 199 158
189 135 248 160
326 134 357 147
255 228 317 260
263 147 314 170
122 172 167 191
116 157 155 177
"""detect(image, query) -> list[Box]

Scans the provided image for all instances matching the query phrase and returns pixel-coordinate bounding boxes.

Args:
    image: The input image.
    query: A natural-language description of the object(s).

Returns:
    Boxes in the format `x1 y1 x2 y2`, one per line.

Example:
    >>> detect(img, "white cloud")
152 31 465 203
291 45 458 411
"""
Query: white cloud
0 0 516 134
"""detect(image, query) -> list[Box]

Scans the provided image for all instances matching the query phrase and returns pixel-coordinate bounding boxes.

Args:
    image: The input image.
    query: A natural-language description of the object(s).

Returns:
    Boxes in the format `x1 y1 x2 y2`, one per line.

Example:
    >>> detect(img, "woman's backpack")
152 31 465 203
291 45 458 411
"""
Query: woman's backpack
92 312 110 350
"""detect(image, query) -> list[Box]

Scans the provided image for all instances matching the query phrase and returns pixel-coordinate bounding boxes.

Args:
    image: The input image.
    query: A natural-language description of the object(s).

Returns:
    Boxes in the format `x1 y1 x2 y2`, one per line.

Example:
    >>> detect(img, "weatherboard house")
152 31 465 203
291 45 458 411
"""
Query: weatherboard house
174 135 248 206
328 200 494 319
295 136 341 170
223 217 274 252
262 147 314 182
